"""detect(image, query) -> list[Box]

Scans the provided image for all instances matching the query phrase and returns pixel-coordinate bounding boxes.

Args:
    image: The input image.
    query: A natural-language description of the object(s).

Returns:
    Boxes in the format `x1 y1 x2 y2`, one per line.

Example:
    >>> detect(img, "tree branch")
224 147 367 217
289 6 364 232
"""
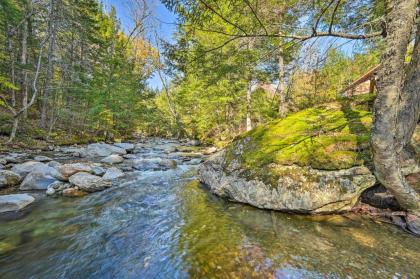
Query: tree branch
244 0 268 35
197 0 249 35
329 0 342 33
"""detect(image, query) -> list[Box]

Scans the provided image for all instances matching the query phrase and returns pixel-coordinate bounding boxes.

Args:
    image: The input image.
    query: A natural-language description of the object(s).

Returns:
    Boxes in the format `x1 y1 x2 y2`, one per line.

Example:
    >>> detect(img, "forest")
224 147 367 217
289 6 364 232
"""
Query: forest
0 0 419 278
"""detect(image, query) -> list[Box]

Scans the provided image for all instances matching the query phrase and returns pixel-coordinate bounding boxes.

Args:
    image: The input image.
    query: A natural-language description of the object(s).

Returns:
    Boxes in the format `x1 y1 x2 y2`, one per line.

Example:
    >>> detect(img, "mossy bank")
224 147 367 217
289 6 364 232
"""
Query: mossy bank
199 101 377 214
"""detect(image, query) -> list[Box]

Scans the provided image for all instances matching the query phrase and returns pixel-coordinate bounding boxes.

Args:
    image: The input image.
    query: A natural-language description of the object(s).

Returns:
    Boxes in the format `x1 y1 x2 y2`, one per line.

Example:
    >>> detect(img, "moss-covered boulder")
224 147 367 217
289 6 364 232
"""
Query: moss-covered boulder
199 103 377 214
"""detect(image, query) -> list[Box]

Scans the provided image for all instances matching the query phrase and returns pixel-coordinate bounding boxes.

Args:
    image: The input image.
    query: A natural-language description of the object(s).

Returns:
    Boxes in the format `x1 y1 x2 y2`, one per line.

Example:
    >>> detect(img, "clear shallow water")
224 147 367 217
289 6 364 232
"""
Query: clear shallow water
0 141 419 279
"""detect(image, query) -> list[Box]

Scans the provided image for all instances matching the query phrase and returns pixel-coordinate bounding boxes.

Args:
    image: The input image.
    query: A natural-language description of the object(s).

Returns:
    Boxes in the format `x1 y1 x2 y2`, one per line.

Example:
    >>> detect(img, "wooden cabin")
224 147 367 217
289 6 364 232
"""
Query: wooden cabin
341 65 379 97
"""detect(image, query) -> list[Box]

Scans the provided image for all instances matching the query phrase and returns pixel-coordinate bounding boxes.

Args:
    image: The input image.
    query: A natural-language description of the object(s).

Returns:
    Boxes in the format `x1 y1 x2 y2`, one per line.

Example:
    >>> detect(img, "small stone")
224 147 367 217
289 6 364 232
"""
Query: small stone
47 161 61 168
114 143 135 152
34 156 52 162
46 187 56 196
0 170 22 188
123 154 136 159
62 187 88 197
101 154 124 164
103 167 124 180
92 166 106 176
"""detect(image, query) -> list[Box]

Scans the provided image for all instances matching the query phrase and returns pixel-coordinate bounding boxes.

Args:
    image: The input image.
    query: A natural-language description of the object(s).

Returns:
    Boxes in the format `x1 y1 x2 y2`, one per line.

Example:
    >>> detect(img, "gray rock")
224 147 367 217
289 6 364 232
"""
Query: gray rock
47 161 61 168
0 170 22 188
86 143 126 157
114 143 135 151
69 172 111 193
20 164 65 190
0 158 7 165
101 154 124 164
0 194 35 213
199 152 376 214
203 146 218 155
57 163 93 179
103 167 124 180
188 139 201 146
46 187 56 196
34 155 52 162
133 158 177 171
92 166 106 176
0 164 4 170
123 154 137 159
11 161 45 177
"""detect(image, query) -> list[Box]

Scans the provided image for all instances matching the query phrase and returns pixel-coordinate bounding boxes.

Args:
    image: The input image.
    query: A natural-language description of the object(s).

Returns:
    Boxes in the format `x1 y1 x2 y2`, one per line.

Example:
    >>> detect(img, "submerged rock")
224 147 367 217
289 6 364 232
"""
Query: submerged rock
86 143 126 157
101 154 124 164
0 170 22 188
103 167 124 180
68 172 111 193
62 187 88 197
0 194 35 213
199 105 376 214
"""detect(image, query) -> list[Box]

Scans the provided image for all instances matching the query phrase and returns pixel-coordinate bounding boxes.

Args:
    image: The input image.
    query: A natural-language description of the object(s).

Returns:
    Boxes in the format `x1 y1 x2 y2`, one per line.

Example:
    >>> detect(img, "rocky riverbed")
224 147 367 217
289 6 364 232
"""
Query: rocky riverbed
0 138 216 213
0 138 419 278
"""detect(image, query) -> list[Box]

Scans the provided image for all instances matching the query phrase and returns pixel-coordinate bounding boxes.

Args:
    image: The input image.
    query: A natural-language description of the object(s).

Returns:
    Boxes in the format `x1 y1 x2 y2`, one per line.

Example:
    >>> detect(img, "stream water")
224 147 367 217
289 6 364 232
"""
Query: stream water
0 140 419 279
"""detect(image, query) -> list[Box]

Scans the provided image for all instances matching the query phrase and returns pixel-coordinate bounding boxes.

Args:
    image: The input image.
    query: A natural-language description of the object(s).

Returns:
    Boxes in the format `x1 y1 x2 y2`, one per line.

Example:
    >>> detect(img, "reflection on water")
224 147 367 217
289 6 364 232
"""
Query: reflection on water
0 143 419 279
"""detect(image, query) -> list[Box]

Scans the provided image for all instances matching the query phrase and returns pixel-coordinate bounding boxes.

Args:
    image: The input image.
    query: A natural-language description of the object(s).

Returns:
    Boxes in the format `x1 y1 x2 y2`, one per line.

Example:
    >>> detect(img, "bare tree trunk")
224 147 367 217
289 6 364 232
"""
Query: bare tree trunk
246 81 252 131
278 46 286 117
371 0 419 216
8 118 19 143
41 0 57 128
277 10 286 118
21 17 28 119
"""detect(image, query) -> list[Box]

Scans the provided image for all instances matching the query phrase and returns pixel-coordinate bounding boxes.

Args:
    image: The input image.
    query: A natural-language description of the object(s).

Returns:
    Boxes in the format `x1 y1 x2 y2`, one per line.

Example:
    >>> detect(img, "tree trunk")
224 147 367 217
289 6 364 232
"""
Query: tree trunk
21 17 28 118
277 10 286 118
371 0 419 215
41 0 57 128
7 117 19 143
396 17 420 153
278 46 286 117
246 81 252 132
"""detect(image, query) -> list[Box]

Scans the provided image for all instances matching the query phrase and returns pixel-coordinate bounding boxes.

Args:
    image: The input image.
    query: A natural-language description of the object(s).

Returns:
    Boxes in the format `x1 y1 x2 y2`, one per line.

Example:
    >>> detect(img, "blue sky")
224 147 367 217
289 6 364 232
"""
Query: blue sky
103 0 177 89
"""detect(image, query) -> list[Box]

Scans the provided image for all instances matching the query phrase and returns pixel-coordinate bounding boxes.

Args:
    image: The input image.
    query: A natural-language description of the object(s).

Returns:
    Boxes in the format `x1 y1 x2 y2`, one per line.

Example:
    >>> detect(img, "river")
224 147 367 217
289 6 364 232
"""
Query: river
0 140 419 278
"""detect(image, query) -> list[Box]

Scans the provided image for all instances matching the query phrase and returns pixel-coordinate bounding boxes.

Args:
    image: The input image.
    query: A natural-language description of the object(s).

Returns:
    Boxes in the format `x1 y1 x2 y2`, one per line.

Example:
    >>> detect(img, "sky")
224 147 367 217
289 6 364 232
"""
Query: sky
103 0 177 89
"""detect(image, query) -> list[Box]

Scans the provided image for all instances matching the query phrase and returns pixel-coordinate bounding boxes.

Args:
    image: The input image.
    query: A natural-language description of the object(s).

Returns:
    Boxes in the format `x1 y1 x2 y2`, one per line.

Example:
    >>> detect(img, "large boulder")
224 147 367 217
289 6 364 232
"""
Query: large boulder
0 170 22 188
20 164 65 190
11 161 45 177
57 163 93 179
101 154 124 164
86 143 126 157
0 194 35 213
68 172 111 193
103 167 124 180
199 105 376 214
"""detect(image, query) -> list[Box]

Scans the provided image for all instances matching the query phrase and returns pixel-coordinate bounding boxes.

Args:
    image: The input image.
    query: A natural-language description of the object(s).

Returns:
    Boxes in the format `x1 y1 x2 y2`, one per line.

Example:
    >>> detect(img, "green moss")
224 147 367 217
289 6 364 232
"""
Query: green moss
226 103 372 171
